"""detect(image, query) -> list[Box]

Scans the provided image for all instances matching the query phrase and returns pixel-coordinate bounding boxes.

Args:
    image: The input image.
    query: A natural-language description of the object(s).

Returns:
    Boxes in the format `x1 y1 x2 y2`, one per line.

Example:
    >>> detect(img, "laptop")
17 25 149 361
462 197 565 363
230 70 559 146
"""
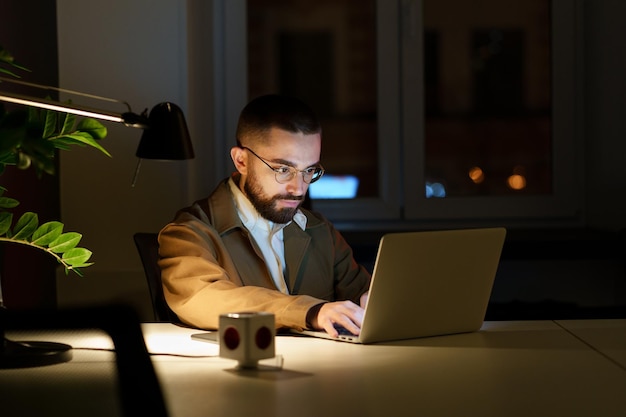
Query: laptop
294 227 507 344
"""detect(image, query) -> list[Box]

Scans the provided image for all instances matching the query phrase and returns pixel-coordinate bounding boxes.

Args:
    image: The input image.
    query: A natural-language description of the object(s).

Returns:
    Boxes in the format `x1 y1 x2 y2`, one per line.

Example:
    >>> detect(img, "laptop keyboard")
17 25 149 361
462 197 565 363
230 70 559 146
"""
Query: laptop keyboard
334 324 357 337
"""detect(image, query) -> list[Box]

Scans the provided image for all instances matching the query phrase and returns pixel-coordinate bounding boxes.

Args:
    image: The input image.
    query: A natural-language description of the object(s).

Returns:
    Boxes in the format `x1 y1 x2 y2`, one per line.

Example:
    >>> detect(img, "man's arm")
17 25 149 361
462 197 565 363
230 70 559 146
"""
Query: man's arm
304 218 371 337
158 220 322 330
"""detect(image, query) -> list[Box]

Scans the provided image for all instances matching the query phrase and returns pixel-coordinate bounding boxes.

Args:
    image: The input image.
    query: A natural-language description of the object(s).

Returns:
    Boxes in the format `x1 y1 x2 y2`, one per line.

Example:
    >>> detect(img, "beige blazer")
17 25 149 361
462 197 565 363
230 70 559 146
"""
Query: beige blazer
158 177 371 330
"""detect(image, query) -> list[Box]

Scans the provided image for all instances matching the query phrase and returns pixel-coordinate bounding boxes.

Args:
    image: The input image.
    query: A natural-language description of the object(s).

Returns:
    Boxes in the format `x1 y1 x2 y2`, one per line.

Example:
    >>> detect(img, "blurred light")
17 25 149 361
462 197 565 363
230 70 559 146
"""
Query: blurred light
309 175 359 199
468 166 485 184
426 182 446 198
507 174 526 190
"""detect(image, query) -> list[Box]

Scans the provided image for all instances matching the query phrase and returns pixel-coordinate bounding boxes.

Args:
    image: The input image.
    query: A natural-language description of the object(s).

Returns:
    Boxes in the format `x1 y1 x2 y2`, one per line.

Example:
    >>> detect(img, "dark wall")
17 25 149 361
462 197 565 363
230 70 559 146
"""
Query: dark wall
0 0 60 309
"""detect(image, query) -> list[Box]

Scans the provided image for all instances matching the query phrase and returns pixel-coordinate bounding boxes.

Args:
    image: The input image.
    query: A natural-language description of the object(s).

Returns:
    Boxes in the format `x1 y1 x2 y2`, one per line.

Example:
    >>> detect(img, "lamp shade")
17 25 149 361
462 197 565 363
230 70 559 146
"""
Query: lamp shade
135 102 194 160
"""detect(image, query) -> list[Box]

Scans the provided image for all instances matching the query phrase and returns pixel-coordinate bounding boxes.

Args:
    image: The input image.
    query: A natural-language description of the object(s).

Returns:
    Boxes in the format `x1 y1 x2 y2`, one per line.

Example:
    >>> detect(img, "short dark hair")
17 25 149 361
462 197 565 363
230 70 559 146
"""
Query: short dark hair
236 94 321 146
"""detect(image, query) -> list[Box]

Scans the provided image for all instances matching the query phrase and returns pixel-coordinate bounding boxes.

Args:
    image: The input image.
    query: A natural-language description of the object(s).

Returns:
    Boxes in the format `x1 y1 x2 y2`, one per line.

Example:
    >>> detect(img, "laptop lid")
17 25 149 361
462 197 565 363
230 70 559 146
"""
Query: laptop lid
357 227 506 344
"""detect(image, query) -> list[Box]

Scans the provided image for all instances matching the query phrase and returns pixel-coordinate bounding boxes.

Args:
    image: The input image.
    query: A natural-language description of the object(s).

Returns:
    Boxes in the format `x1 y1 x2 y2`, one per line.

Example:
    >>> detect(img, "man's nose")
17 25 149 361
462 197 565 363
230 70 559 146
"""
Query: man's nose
285 172 307 195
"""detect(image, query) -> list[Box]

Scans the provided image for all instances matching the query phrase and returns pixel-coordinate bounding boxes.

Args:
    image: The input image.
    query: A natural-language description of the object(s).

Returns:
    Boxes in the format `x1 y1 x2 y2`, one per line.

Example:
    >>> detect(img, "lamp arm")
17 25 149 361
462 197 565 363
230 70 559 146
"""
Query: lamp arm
0 76 149 128
0 76 132 111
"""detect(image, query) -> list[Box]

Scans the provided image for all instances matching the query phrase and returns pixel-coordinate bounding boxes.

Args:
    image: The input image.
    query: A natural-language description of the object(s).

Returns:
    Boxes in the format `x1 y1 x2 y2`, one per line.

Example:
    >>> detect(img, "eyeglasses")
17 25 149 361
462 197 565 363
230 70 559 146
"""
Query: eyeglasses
241 146 325 184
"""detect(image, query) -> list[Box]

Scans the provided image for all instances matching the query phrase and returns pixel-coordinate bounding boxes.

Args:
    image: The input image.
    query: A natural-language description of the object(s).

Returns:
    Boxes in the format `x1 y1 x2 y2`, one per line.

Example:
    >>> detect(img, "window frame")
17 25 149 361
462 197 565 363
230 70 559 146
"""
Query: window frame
401 0 584 227
309 0 403 223
218 0 584 231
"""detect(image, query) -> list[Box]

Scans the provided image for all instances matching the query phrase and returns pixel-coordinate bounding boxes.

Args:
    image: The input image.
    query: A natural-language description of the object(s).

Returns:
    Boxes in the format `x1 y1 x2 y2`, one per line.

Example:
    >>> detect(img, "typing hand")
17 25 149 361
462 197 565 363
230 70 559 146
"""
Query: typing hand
360 291 369 309
312 301 365 338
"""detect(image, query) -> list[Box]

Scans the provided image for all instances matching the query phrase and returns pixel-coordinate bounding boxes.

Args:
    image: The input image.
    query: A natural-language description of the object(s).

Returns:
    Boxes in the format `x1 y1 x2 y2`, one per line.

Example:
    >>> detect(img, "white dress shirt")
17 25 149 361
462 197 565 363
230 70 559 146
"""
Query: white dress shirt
228 178 307 294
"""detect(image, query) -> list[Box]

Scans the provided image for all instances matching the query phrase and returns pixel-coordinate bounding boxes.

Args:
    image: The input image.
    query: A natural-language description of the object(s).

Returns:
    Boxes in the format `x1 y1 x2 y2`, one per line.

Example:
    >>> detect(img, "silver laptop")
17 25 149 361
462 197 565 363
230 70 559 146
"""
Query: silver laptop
295 227 506 344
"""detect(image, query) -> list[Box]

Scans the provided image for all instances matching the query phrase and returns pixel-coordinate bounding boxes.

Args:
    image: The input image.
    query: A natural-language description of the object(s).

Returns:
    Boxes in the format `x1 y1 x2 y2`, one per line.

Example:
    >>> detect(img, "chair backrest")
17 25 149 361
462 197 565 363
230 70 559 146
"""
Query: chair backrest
133 233 179 323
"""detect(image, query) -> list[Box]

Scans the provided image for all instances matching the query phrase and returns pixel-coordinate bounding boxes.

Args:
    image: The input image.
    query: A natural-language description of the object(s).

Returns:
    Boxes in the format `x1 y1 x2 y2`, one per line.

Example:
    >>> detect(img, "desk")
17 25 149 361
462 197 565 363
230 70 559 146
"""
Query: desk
2 320 625 417
556 319 626 369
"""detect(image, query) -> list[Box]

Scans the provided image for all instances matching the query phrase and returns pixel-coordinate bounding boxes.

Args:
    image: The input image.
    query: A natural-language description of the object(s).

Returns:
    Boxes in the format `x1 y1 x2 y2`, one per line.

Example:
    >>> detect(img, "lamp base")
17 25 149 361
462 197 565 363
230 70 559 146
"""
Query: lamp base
0 338 72 368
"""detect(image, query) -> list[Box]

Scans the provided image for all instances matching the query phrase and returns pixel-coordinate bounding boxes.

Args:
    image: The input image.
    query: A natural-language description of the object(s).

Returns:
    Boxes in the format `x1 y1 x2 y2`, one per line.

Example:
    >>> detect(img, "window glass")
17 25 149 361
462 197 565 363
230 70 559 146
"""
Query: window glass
242 0 579 226
423 0 552 198
247 0 379 199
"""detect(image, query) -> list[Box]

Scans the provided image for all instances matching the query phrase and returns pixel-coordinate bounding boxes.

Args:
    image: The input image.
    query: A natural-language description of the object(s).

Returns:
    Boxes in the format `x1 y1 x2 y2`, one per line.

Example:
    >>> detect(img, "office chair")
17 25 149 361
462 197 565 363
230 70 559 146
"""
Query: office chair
133 233 179 323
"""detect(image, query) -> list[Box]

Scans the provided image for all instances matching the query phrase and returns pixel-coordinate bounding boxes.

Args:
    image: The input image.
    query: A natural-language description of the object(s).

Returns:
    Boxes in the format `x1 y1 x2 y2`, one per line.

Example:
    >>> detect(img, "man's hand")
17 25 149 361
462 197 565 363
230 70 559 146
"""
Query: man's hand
310 300 365 338
360 291 369 309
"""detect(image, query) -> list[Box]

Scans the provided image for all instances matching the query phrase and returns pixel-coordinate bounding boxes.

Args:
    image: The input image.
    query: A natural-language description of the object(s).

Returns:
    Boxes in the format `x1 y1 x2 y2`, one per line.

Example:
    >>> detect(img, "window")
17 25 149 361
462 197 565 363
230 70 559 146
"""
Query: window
247 0 380 200
237 0 582 229
402 0 582 224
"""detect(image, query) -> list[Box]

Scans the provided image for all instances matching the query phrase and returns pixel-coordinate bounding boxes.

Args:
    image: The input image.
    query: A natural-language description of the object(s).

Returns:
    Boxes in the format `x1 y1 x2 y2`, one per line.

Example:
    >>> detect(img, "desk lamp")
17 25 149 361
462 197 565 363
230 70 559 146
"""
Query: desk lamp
0 77 194 368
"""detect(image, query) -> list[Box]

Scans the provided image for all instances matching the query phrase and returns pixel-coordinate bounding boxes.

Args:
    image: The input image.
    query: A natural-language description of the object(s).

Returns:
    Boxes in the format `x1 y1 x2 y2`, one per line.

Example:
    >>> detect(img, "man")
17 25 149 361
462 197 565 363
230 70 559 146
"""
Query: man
158 94 370 338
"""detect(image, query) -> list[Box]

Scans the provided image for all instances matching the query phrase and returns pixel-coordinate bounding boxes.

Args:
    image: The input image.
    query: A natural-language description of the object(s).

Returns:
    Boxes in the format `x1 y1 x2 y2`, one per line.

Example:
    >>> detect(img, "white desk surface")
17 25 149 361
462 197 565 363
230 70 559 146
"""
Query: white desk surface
555 318 626 369
2 319 626 417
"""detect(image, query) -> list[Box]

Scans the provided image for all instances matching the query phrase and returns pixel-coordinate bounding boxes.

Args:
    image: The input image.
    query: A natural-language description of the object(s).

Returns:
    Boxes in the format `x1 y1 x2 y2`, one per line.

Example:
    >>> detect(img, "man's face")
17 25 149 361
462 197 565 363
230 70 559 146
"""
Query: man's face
238 128 321 224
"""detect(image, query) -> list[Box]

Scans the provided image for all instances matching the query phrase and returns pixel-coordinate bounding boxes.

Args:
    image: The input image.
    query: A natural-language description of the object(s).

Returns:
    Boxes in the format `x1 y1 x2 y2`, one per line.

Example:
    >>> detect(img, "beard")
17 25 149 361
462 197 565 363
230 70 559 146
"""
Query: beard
244 176 304 224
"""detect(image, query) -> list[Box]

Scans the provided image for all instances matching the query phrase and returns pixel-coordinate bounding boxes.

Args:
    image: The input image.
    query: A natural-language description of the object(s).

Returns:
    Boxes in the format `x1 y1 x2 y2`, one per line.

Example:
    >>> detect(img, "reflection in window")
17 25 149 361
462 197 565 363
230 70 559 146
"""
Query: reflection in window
309 174 360 199
423 0 552 197
247 0 378 199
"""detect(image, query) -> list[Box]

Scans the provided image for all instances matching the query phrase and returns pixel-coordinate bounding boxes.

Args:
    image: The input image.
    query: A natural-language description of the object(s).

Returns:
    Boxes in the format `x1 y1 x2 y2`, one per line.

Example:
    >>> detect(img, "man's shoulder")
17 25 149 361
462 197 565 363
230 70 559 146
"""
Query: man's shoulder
171 179 239 230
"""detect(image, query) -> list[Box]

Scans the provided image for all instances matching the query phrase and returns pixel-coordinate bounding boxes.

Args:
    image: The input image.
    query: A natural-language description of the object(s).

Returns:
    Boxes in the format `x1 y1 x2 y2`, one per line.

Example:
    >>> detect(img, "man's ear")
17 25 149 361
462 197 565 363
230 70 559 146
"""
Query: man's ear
230 146 248 175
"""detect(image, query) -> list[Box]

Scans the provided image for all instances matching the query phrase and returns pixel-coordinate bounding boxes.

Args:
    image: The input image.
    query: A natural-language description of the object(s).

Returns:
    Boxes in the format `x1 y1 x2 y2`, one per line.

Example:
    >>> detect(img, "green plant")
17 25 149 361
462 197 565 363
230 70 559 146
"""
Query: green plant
0 45 110 276
0 201 93 276
0 105 110 176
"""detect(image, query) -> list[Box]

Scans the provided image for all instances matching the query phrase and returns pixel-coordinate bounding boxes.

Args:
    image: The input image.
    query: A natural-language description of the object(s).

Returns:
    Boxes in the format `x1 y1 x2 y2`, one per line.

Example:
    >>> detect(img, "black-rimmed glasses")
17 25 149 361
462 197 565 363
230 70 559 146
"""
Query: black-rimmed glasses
241 146 324 184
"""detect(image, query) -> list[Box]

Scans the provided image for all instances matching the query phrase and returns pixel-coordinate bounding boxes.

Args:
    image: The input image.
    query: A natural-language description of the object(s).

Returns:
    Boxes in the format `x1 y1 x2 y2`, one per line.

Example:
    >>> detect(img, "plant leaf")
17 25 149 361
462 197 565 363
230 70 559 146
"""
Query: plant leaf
62 247 93 266
11 212 38 240
0 212 13 235
63 265 90 277
49 232 82 253
0 67 21 78
42 110 57 139
0 196 19 209
0 46 30 72
31 221 64 246
60 113 76 135
77 118 107 140
51 132 111 157
0 47 30 76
